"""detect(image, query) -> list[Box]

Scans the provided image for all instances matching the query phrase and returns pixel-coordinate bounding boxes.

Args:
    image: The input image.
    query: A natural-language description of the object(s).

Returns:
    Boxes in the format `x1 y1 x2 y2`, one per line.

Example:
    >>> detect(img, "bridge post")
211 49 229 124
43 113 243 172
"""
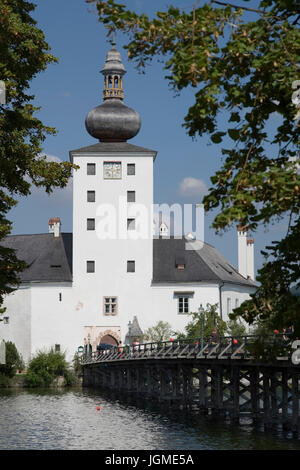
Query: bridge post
211 366 223 416
263 368 272 429
292 371 299 435
250 366 260 424
198 367 208 414
281 368 289 429
230 365 240 424
270 370 279 426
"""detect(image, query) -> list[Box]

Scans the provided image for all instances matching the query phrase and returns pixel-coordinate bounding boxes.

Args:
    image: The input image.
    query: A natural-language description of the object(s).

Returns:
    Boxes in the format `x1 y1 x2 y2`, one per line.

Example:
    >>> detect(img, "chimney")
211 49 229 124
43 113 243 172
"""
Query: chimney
49 217 61 237
237 225 247 278
237 225 255 280
246 238 254 280
159 222 169 237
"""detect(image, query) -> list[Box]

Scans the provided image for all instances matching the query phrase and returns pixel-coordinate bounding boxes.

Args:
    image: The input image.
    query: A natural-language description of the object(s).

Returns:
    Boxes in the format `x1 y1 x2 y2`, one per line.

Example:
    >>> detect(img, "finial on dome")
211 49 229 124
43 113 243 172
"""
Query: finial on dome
109 30 116 47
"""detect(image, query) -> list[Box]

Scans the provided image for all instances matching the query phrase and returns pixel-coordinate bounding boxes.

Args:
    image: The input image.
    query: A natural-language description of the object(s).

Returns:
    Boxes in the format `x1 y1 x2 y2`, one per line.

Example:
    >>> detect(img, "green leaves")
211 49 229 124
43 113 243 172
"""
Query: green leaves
0 1 75 306
211 131 226 143
89 0 300 329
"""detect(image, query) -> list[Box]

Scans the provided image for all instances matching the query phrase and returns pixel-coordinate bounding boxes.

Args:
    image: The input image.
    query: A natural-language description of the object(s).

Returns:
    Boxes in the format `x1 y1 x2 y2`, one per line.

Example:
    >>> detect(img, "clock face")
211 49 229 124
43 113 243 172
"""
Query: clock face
103 162 122 179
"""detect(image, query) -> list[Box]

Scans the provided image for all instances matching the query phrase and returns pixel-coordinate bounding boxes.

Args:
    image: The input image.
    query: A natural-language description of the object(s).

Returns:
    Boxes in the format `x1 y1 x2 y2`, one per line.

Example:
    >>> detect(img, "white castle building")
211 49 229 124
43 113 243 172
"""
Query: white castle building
0 43 256 363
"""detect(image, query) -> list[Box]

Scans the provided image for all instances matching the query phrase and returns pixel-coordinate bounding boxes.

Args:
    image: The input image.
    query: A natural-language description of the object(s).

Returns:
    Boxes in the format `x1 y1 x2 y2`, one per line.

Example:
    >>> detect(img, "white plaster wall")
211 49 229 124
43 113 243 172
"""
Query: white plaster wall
72 152 155 349
0 286 31 364
150 283 220 335
221 283 255 324
30 283 77 361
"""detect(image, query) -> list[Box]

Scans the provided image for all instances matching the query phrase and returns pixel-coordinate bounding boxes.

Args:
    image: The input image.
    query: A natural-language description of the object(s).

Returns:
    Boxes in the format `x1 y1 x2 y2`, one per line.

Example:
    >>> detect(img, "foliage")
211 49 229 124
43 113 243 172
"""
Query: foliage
73 352 83 377
143 320 173 342
25 348 75 388
88 0 300 330
230 219 300 335
0 341 24 378
175 303 227 340
0 0 76 312
226 319 247 337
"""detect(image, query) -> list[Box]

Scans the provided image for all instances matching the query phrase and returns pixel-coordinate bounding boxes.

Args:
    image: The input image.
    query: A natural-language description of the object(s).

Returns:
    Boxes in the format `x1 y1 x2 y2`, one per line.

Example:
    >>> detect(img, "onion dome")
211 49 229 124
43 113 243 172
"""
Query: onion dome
85 40 141 142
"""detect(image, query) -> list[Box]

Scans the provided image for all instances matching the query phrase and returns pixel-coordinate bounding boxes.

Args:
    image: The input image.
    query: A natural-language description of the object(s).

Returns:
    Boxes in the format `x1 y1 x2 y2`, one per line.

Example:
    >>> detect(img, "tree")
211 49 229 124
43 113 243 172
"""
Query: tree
230 219 300 335
0 341 24 378
89 0 300 332
25 348 75 388
226 318 247 337
143 320 173 342
175 303 227 340
0 0 75 312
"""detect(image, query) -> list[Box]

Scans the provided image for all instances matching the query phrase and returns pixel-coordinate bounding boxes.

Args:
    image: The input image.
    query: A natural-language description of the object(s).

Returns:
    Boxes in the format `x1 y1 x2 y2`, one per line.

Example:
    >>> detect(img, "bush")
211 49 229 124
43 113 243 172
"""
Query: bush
25 348 75 388
0 341 24 378
73 352 83 377
226 319 247 338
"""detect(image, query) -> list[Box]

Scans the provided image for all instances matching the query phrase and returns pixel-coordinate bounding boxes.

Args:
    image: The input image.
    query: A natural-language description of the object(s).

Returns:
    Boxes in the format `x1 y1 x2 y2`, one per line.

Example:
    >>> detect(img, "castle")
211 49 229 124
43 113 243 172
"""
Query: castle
0 43 256 363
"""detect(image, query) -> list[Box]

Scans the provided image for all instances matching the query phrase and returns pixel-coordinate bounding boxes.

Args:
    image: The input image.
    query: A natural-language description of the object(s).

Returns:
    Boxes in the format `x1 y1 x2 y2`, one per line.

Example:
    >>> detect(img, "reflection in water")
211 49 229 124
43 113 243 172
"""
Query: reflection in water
0 388 300 450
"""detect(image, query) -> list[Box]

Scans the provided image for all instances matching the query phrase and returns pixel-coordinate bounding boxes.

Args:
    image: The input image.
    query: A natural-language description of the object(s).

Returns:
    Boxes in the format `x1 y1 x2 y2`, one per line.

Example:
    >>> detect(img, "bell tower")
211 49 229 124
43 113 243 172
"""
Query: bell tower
70 42 156 346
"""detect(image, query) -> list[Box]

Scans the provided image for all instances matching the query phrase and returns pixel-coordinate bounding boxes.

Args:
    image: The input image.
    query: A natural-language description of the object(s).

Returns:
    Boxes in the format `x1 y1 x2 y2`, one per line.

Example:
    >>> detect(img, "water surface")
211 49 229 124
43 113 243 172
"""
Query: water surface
0 388 300 450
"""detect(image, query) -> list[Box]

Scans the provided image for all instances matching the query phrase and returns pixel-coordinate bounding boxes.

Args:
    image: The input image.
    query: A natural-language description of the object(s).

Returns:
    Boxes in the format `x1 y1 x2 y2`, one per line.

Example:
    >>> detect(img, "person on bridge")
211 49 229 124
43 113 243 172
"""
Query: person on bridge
209 328 220 352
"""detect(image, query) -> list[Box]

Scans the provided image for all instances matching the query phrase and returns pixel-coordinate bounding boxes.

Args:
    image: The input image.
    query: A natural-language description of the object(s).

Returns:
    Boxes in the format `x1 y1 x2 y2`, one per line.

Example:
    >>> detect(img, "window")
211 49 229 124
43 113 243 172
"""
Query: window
127 191 135 203
55 344 60 352
127 260 135 273
227 298 232 314
103 161 122 179
178 297 189 314
87 163 96 175
87 261 95 273
87 218 95 231
3 317 9 324
59 293 62 302
176 264 185 271
103 297 118 315
127 218 135 230
235 298 239 309
127 163 135 175
87 191 95 202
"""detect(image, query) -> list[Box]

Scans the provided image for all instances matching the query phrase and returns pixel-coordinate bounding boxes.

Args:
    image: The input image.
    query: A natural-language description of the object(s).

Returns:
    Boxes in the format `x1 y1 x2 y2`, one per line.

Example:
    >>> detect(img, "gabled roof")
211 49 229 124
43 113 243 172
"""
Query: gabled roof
153 237 256 287
69 142 157 161
2 233 255 287
2 233 72 283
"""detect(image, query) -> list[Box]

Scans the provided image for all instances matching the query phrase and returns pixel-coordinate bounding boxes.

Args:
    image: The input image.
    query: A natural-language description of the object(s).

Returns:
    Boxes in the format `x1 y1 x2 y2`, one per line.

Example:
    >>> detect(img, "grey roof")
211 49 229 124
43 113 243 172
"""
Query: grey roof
69 142 157 161
2 233 255 287
126 316 143 338
153 237 256 287
2 233 72 282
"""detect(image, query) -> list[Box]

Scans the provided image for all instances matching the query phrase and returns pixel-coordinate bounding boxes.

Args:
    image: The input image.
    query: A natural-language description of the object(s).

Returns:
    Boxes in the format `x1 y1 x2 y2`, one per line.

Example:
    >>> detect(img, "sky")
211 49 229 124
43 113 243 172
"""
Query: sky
8 0 288 278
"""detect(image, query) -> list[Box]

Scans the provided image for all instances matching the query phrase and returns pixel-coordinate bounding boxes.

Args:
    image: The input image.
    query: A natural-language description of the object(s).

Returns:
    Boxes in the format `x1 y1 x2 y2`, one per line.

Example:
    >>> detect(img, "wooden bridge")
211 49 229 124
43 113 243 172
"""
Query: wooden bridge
82 335 300 434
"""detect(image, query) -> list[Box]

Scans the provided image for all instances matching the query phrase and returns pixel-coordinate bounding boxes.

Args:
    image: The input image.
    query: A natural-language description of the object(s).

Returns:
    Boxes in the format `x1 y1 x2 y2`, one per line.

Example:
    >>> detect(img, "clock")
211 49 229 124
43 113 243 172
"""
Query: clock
103 161 122 179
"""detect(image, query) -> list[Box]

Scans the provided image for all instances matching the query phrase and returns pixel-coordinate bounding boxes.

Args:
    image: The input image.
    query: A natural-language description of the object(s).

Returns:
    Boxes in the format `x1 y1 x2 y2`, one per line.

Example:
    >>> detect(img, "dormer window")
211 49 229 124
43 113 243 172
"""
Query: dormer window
176 264 185 271
175 254 185 271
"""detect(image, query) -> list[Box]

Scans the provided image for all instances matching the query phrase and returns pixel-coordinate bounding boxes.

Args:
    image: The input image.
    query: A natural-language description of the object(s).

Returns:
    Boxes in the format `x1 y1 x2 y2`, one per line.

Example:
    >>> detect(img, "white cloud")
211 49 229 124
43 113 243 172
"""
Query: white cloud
179 177 208 198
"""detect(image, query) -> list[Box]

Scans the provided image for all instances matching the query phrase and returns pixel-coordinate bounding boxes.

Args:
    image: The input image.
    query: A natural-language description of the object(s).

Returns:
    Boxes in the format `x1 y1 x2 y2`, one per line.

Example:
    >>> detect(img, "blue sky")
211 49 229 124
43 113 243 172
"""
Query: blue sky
9 0 288 278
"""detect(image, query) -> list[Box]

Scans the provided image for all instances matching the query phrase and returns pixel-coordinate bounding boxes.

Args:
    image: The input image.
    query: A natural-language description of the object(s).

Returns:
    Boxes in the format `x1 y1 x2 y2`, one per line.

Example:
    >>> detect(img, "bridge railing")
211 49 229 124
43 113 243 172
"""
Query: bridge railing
82 333 294 364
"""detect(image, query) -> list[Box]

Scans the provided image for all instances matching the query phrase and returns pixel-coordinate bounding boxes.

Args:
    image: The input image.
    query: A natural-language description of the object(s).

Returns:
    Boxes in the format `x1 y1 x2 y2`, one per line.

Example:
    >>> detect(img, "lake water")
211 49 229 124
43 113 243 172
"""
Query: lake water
1 388 300 450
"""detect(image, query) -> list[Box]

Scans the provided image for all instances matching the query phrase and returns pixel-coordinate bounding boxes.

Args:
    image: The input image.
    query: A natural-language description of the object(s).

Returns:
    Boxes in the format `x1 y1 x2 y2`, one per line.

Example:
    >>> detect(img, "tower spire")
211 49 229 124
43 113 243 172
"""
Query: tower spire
101 39 126 101
85 43 141 142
